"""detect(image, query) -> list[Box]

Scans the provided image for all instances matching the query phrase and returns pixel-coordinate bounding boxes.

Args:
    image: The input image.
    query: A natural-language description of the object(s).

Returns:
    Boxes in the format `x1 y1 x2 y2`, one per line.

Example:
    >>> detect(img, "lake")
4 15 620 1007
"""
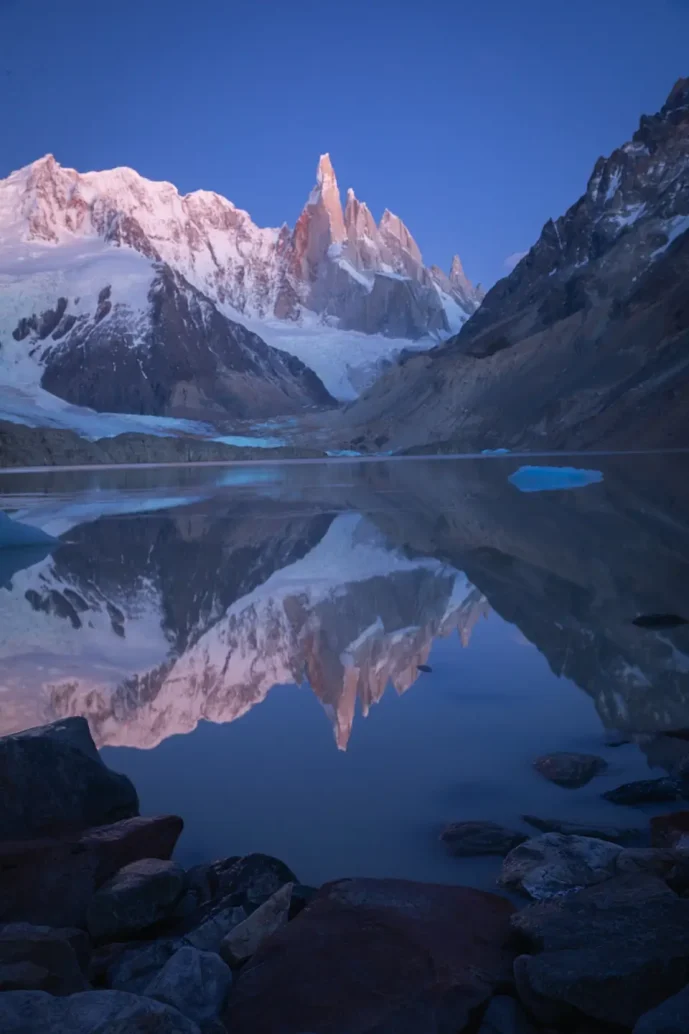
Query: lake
1 455 688 891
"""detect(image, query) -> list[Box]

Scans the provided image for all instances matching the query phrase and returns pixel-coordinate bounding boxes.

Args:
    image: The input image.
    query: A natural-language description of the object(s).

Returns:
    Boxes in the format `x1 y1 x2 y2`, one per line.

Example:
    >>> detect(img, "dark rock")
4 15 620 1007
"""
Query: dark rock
183 905 247 954
106 939 182 993
441 821 528 857
0 717 138 839
209 853 297 911
477 994 537 1034
144 946 232 1025
510 875 689 1027
616 847 689 892
0 924 90 996
510 873 676 951
513 954 576 1027
522 814 645 845
87 858 185 942
500 834 622 899
219 882 292 966
533 752 607 789
603 777 682 805
634 983 689 1033
651 810 689 848
0 989 201 1033
0 815 183 928
632 613 689 629
224 877 515 1034
289 884 317 920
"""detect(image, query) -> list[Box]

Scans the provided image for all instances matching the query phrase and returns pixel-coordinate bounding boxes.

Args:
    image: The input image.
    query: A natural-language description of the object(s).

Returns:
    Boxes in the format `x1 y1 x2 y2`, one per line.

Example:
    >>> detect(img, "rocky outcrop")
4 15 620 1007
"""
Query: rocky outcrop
0 718 137 840
339 77 689 451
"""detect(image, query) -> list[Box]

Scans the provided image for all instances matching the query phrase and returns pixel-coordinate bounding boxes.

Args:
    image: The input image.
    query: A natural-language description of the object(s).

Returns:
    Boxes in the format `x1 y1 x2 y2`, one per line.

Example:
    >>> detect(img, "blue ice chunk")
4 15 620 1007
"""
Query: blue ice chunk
481 448 510 455
0 511 57 549
508 465 604 492
213 435 287 448
326 450 362 457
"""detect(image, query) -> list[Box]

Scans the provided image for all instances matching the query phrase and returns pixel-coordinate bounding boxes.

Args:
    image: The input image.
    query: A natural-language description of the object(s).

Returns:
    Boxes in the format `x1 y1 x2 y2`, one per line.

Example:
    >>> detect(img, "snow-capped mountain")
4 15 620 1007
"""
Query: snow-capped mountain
341 76 689 451
0 152 480 422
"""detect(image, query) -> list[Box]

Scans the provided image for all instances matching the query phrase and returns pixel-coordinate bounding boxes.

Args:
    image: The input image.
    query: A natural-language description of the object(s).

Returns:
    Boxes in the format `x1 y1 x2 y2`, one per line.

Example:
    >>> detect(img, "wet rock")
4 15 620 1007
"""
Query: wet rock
522 814 645 845
510 873 676 951
0 924 90 996
87 858 185 942
0 717 138 839
441 821 528 857
219 882 292 966
144 946 232 1025
183 905 247 953
0 989 201 1033
533 752 607 789
616 847 689 892
106 939 182 993
500 834 622 899
224 877 515 1034
634 983 689 1033
603 776 682 805
650 810 689 848
477 994 537 1034
0 815 183 928
510 876 689 1027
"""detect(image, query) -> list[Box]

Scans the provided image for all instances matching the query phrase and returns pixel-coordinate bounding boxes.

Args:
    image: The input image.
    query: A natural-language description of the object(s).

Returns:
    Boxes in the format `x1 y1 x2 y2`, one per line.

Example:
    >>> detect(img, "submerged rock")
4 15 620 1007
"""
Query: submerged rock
500 833 622 899
219 882 292 966
0 989 201 1033
533 752 607 789
86 859 185 942
522 814 645 845
225 877 515 1034
441 821 527 857
603 777 682 805
144 946 232 1025
0 718 138 840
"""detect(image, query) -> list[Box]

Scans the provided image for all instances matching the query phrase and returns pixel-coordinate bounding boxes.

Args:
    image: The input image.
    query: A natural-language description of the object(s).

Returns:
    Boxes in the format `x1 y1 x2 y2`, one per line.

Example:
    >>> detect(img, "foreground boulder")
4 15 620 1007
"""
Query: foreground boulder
87 859 185 941
500 834 622 899
224 877 515 1034
533 752 607 788
615 847 689 892
219 882 292 966
144 946 232 1025
0 718 138 839
0 924 90 996
0 815 183 928
0 989 201 1033
440 821 527 857
510 874 689 1027
103 939 182 993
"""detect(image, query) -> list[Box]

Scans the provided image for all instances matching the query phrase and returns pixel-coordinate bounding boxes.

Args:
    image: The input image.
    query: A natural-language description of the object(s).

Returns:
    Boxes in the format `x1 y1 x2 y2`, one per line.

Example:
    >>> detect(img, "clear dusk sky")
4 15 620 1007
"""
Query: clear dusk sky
1 0 687 287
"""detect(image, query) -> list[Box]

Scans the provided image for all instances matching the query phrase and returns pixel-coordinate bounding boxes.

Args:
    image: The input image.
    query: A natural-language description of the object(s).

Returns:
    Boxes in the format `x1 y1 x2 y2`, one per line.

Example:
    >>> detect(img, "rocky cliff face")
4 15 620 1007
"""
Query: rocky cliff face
339 78 689 451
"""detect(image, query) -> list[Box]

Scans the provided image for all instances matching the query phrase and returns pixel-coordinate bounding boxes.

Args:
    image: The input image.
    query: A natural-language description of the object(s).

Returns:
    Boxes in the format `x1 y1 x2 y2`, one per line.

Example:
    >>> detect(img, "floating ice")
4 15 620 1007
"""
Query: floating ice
481 448 510 455
326 450 362 457
508 465 603 493
213 435 287 449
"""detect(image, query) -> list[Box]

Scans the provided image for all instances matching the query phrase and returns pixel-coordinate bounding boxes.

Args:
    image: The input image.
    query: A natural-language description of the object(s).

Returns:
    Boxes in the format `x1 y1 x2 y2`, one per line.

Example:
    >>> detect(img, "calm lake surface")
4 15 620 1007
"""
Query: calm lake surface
1 455 689 890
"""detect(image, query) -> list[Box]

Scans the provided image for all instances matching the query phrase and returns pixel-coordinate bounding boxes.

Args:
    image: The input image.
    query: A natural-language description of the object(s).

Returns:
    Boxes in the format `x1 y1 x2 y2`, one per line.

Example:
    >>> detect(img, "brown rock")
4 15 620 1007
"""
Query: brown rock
0 815 183 928
616 847 689 891
86 858 185 942
650 810 689 848
533 752 607 789
224 877 515 1034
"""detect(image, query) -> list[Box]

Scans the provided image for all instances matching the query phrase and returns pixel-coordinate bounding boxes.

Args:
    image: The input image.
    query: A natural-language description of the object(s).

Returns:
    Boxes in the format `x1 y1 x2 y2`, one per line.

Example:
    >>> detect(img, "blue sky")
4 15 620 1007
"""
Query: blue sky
1 0 687 287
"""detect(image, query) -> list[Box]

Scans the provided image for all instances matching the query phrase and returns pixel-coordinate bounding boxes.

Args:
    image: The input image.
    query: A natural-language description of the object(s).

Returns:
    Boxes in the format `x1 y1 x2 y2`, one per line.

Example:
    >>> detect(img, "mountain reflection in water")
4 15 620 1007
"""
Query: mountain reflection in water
1 456 688 883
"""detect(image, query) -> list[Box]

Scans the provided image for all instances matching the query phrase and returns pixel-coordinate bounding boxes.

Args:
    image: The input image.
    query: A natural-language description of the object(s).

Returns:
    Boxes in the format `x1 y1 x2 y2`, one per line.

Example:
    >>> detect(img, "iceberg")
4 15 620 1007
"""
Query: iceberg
481 448 510 455
508 465 603 493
